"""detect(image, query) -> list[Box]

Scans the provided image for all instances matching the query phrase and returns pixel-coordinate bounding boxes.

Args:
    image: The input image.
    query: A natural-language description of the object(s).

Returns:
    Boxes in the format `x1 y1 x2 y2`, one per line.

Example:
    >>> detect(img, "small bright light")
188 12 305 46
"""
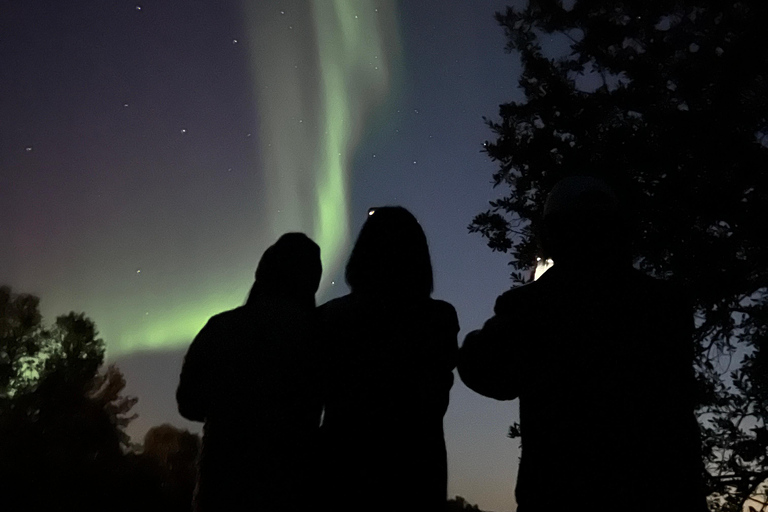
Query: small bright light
533 258 554 281
368 210 375 216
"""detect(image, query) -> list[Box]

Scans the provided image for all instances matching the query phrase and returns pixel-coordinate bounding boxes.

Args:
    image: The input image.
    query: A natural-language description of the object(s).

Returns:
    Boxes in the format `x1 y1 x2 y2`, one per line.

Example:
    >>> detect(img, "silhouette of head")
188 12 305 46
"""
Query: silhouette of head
250 233 322 301
346 206 433 298
540 176 628 264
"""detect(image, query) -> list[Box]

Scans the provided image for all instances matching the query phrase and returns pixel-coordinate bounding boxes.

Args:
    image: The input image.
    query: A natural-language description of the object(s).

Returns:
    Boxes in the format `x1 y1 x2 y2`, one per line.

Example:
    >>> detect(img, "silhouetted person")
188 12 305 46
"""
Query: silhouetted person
177 233 323 512
320 206 459 512
458 177 707 512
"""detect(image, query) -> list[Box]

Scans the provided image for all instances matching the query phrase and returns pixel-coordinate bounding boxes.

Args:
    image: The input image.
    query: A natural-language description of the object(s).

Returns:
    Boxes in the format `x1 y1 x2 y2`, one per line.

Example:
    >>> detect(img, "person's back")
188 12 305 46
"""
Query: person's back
461 263 703 510
176 233 323 512
458 177 706 511
320 293 457 509
319 206 459 512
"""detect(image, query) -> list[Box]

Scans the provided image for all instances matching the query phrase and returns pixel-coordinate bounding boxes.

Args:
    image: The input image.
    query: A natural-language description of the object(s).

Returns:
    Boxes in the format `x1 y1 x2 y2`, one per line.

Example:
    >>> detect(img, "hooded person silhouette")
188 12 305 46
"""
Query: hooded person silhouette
319 206 459 512
177 232 323 512
458 177 707 512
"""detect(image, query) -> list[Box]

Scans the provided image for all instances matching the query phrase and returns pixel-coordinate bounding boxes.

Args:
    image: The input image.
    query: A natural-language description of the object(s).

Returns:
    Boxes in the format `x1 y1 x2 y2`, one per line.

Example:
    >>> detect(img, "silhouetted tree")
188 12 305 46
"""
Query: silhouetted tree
129 424 200 512
90 364 140 451
0 285 46 400
0 285 137 511
447 495 484 512
470 3 768 511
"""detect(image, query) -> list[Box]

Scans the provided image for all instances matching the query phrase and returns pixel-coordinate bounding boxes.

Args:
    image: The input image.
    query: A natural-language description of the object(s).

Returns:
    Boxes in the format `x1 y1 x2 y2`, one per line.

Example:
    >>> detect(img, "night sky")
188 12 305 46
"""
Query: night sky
2 1 535 510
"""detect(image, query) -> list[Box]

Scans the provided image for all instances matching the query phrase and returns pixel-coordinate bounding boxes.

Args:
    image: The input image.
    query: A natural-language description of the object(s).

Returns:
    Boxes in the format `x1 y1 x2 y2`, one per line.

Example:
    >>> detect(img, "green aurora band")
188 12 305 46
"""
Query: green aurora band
245 0 400 285
97 1 400 356
311 1 399 274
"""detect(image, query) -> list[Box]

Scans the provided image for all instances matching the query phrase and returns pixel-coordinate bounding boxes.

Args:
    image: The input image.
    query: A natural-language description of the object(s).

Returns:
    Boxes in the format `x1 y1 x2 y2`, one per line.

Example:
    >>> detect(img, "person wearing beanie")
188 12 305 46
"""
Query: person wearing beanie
177 233 323 512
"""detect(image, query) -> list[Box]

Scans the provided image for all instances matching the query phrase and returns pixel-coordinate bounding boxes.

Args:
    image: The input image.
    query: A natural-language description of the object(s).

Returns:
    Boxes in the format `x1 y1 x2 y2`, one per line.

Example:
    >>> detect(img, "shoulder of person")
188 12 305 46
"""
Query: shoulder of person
493 280 543 315
426 298 459 327
427 298 457 315
317 294 355 319
202 306 249 332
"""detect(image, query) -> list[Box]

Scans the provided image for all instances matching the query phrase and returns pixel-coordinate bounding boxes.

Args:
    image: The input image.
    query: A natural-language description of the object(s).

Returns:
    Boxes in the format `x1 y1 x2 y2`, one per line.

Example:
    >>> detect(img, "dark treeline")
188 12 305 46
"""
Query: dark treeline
0 285 197 511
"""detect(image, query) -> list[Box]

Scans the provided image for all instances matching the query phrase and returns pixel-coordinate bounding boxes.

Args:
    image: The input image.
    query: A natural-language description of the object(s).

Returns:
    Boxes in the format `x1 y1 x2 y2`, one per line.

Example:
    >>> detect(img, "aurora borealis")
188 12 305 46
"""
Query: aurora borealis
244 0 400 287
2 1 529 510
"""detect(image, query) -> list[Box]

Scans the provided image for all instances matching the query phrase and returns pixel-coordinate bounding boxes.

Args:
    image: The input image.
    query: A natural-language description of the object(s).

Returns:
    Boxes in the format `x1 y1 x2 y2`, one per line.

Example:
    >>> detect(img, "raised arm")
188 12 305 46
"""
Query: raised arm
457 290 525 401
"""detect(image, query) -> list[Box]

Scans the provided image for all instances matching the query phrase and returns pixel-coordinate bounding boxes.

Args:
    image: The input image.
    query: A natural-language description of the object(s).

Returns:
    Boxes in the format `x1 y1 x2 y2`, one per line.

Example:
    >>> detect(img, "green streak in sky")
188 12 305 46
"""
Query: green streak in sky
103 2 401 356
312 0 398 279
313 68 349 284
103 282 247 356
117 312 207 354
244 0 399 287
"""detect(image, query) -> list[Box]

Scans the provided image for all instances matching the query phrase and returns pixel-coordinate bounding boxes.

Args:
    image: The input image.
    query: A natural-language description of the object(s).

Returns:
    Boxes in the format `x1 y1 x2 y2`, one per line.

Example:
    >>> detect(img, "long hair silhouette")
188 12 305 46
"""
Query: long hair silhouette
345 206 433 298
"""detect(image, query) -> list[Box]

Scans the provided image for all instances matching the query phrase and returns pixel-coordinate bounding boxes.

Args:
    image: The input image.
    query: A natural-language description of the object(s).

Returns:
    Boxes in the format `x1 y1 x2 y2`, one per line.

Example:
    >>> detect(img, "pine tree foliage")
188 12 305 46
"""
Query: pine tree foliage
0 285 139 509
0 286 46 399
470 2 768 510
